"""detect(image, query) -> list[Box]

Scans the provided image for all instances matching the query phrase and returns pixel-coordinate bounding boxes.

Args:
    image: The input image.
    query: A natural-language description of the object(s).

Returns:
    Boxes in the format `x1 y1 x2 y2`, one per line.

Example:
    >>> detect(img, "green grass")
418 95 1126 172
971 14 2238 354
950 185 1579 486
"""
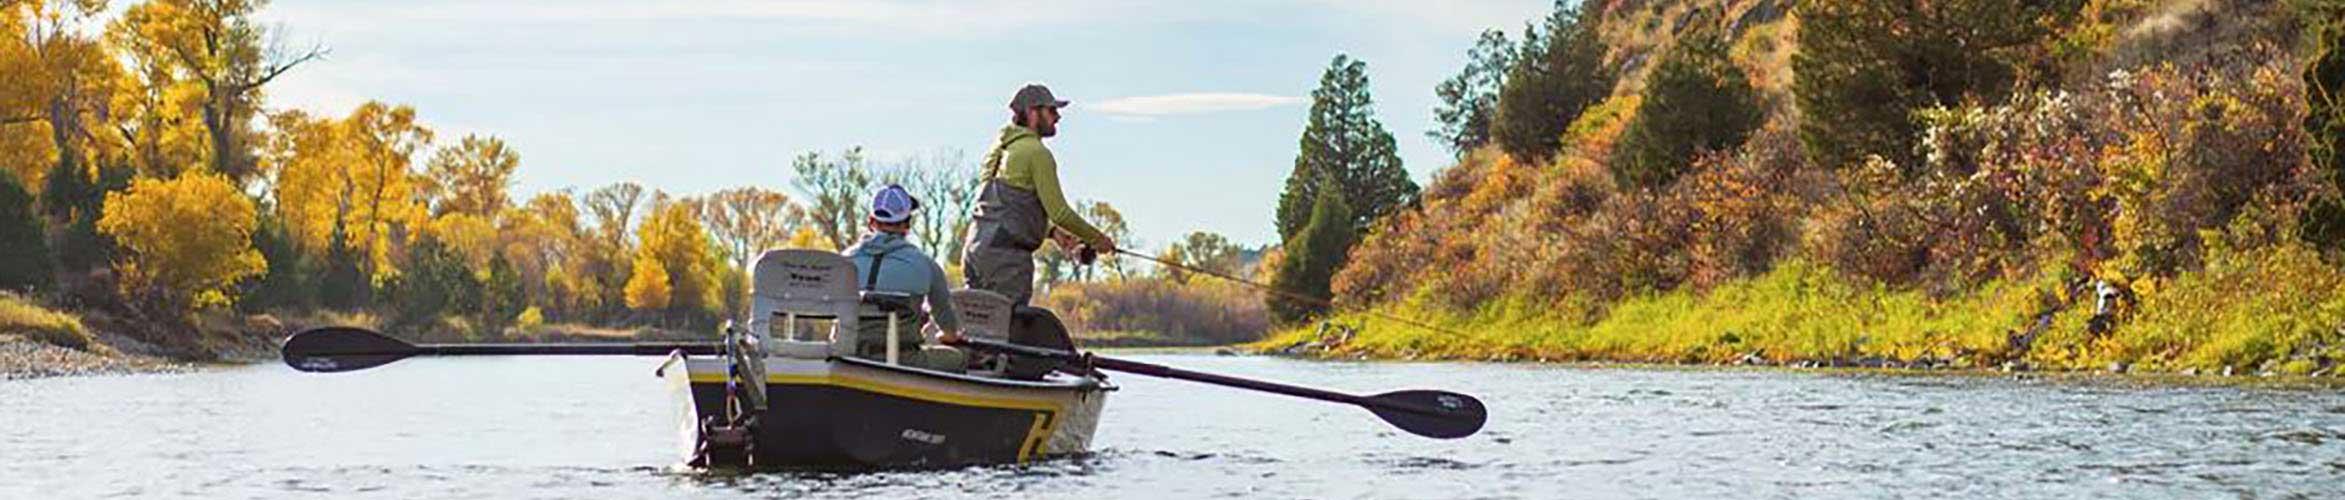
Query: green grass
0 292 108 354
1264 248 2345 377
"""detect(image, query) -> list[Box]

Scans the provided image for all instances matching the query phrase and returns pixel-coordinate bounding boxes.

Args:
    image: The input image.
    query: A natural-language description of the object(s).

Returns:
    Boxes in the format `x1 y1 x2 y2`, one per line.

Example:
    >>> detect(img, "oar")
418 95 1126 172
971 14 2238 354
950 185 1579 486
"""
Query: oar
280 326 724 373
950 337 1487 439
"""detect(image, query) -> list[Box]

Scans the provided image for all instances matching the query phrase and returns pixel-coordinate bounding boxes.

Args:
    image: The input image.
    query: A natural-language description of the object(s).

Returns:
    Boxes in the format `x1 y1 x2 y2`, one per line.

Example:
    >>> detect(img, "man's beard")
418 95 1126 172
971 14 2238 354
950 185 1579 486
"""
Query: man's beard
1038 123 1058 137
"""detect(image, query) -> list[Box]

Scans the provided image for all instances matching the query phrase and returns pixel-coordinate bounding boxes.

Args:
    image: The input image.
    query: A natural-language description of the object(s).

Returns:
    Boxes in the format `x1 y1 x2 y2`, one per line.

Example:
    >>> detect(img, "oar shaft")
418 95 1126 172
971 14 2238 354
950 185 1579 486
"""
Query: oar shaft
952 338 1458 417
421 342 724 357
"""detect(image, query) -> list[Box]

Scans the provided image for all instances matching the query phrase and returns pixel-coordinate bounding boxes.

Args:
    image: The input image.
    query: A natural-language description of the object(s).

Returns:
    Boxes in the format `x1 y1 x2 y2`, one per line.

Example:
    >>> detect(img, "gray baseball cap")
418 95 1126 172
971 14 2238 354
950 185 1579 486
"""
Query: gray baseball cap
1009 83 1071 111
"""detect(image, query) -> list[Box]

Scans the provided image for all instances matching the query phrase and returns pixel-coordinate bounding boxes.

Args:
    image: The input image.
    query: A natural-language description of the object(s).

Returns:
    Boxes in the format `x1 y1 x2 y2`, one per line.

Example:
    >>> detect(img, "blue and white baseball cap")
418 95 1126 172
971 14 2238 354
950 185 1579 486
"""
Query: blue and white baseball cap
870 184 921 223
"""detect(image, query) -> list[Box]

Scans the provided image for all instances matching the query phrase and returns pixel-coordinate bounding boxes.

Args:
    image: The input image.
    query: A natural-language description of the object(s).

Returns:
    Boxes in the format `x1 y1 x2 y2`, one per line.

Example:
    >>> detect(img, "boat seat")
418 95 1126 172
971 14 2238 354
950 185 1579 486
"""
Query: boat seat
951 289 1015 374
749 249 860 357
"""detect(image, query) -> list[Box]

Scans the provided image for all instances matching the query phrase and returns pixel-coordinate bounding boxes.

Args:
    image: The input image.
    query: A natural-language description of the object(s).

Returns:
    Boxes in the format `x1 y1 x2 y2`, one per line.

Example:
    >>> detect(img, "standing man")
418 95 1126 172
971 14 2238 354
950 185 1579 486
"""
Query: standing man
962 83 1118 306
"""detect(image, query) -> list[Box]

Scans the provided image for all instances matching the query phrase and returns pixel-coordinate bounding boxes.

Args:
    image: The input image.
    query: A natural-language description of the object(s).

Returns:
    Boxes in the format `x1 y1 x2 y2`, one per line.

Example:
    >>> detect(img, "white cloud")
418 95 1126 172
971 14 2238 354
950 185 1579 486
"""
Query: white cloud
1089 93 1305 117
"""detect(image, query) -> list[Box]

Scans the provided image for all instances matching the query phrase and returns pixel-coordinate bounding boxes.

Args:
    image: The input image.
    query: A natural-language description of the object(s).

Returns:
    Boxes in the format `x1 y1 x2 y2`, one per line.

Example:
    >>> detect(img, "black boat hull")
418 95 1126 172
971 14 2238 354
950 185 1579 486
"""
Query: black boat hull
670 355 1108 470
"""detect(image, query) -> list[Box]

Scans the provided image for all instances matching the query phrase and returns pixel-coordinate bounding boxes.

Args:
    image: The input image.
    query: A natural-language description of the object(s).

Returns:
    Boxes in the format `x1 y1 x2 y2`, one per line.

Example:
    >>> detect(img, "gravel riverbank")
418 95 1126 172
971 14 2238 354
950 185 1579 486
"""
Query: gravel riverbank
0 336 190 380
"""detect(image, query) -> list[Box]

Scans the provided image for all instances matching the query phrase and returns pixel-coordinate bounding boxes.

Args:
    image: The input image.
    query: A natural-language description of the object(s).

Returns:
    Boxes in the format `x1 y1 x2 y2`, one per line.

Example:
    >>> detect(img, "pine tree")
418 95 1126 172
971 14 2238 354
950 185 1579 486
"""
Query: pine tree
0 175 51 292
1612 29 1764 189
2302 0 2345 250
1792 0 2078 171
1430 29 1515 157
1275 54 1418 242
1490 2 1612 163
1267 188 1355 325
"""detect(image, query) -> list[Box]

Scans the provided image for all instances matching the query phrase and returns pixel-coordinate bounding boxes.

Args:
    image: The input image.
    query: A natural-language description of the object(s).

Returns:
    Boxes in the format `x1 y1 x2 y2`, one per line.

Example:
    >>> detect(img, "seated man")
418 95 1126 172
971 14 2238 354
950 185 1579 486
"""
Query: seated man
842 184 967 371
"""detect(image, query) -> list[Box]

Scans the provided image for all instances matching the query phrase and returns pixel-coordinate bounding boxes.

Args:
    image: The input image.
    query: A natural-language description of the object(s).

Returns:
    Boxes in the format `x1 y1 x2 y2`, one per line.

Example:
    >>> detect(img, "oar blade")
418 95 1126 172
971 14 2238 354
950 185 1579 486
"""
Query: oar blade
1364 390 1487 439
280 326 418 373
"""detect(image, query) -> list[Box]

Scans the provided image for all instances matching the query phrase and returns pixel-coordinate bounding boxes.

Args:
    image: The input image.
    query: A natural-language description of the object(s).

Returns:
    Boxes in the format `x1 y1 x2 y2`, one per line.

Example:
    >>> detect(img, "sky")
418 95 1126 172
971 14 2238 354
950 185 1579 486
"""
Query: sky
253 0 1559 249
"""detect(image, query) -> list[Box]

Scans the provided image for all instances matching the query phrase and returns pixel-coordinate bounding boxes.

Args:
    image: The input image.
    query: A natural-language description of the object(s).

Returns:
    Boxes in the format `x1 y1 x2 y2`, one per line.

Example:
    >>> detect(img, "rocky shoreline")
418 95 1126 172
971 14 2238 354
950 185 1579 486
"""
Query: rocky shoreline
0 335 191 380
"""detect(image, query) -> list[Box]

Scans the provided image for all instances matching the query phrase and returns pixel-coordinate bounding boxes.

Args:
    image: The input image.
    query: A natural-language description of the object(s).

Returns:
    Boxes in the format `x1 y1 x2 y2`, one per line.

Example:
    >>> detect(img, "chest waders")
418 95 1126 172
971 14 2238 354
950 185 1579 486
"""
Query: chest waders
960 137 1051 307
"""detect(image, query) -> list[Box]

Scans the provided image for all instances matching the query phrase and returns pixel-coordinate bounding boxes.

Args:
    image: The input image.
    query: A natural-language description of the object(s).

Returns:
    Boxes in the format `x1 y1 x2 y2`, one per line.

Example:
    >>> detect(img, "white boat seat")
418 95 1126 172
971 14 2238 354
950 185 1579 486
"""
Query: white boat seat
749 249 860 356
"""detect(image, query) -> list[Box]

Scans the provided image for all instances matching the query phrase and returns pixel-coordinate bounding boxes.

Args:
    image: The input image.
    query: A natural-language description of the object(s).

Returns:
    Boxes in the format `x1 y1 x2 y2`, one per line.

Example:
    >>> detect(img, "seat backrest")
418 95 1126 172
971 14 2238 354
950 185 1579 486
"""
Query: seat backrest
750 249 860 344
950 288 1013 341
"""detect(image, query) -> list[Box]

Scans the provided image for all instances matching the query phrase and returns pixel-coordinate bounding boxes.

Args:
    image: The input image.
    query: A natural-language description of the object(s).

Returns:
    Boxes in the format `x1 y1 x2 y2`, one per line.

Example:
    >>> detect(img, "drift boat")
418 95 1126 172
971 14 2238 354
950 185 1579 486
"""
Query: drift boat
282 249 1483 472
662 249 1111 469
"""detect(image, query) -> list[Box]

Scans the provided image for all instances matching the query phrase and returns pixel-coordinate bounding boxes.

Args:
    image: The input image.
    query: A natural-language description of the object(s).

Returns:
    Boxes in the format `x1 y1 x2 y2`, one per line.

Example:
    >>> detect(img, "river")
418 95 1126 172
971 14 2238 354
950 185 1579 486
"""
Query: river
3 355 2343 499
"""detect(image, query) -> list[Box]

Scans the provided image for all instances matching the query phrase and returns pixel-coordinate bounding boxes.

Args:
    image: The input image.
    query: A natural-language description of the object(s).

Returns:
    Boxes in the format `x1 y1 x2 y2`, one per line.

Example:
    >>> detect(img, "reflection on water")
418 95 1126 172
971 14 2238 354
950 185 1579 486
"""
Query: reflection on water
3 356 2343 498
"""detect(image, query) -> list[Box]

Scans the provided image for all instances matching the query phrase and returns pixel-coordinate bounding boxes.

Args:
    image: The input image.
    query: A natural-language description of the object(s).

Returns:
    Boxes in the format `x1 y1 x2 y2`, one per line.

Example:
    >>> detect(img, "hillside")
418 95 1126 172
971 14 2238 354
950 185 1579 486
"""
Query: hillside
1276 0 2345 376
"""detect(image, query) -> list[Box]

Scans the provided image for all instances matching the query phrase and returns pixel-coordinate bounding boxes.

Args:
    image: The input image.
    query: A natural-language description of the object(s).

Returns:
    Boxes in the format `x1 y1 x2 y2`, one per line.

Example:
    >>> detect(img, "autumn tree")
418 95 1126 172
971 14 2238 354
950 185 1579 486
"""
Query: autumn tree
110 0 323 184
701 186 799 267
1430 29 1514 158
1612 29 1763 189
1490 2 1611 163
1159 231 1242 284
896 149 978 260
1792 0 2078 171
3 0 121 195
1267 188 1353 325
791 147 874 249
627 198 722 324
267 102 433 297
1275 54 1417 242
98 170 264 311
1075 200 1131 280
422 134 519 219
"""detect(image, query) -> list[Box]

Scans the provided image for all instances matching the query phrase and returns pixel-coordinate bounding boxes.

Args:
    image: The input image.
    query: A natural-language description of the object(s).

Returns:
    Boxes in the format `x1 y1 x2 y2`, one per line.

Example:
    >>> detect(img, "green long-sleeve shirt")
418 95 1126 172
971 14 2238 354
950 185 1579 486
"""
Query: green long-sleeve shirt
981 125 1108 245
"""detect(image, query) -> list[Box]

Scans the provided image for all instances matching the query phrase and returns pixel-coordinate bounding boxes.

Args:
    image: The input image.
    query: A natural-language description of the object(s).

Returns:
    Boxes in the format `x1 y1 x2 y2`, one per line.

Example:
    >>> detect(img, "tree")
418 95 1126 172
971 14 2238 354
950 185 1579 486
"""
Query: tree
1267 188 1354 325
0 174 49 291
1075 200 1132 280
1612 29 1763 189
2303 0 2345 250
1275 54 1418 242
422 134 519 218
110 0 324 184
1159 231 1242 284
622 253 669 312
791 147 874 249
1430 29 1514 158
97 170 264 311
583 181 645 249
267 103 432 286
1490 2 1612 163
387 235 476 328
1792 0 2078 171
701 186 799 267
899 149 978 260
629 199 721 323
3 0 121 196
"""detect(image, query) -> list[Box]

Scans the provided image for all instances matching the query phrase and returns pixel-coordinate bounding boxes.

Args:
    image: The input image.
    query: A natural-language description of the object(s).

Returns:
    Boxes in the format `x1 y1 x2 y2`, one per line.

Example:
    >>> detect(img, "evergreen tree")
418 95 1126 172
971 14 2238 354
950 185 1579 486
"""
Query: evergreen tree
1276 54 1418 242
1490 2 1612 163
2302 0 2345 250
239 212 313 312
0 175 51 292
1267 187 1355 325
1430 29 1516 157
1612 29 1764 189
1792 0 2078 171
389 236 479 329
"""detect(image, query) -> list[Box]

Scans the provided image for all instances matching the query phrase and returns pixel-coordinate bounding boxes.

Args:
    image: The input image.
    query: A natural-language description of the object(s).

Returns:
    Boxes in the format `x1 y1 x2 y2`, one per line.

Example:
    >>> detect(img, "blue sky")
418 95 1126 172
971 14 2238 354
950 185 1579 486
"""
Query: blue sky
256 0 1558 248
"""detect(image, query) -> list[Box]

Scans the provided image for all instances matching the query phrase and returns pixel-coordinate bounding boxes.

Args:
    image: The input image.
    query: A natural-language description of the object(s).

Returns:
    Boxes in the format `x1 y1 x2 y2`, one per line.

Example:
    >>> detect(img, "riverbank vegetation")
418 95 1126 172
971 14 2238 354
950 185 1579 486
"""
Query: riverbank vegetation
1263 0 2345 377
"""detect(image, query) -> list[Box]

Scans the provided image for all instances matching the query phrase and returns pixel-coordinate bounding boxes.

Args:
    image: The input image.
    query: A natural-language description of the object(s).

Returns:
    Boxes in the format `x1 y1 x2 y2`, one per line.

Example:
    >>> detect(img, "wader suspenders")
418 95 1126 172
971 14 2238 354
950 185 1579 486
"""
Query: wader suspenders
863 247 896 291
863 245 907 363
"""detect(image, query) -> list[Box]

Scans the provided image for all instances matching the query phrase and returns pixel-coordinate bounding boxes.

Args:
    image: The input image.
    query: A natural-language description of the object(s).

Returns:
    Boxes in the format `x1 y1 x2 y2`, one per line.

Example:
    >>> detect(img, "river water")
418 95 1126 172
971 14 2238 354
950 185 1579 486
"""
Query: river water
4 354 2343 499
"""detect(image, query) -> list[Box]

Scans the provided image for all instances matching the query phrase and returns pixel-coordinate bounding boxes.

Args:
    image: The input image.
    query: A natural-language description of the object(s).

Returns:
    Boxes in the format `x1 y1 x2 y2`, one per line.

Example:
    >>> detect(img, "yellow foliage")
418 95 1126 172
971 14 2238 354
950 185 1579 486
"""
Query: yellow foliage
423 212 498 275
98 170 264 309
629 201 720 314
267 103 433 279
786 226 831 251
622 254 670 311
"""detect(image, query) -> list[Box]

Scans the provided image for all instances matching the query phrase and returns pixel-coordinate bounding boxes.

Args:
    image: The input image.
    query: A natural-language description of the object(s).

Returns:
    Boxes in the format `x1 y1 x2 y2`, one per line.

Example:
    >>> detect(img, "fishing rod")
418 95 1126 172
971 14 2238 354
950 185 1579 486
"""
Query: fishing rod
1098 248 1468 337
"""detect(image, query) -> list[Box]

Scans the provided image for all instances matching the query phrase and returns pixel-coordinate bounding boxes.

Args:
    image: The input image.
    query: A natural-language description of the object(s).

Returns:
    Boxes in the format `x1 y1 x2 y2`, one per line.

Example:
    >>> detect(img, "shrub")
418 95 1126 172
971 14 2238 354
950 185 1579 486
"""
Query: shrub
97 171 266 312
1792 0 2078 170
1041 278 1268 345
1492 2 1614 163
1268 188 1354 325
1612 29 1764 189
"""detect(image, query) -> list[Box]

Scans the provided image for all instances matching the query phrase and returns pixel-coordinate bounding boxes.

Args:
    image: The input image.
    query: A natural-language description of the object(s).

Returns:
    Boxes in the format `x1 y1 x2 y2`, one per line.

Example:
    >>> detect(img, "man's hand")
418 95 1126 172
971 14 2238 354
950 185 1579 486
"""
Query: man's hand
1090 237 1117 256
1050 228 1081 252
937 331 965 345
